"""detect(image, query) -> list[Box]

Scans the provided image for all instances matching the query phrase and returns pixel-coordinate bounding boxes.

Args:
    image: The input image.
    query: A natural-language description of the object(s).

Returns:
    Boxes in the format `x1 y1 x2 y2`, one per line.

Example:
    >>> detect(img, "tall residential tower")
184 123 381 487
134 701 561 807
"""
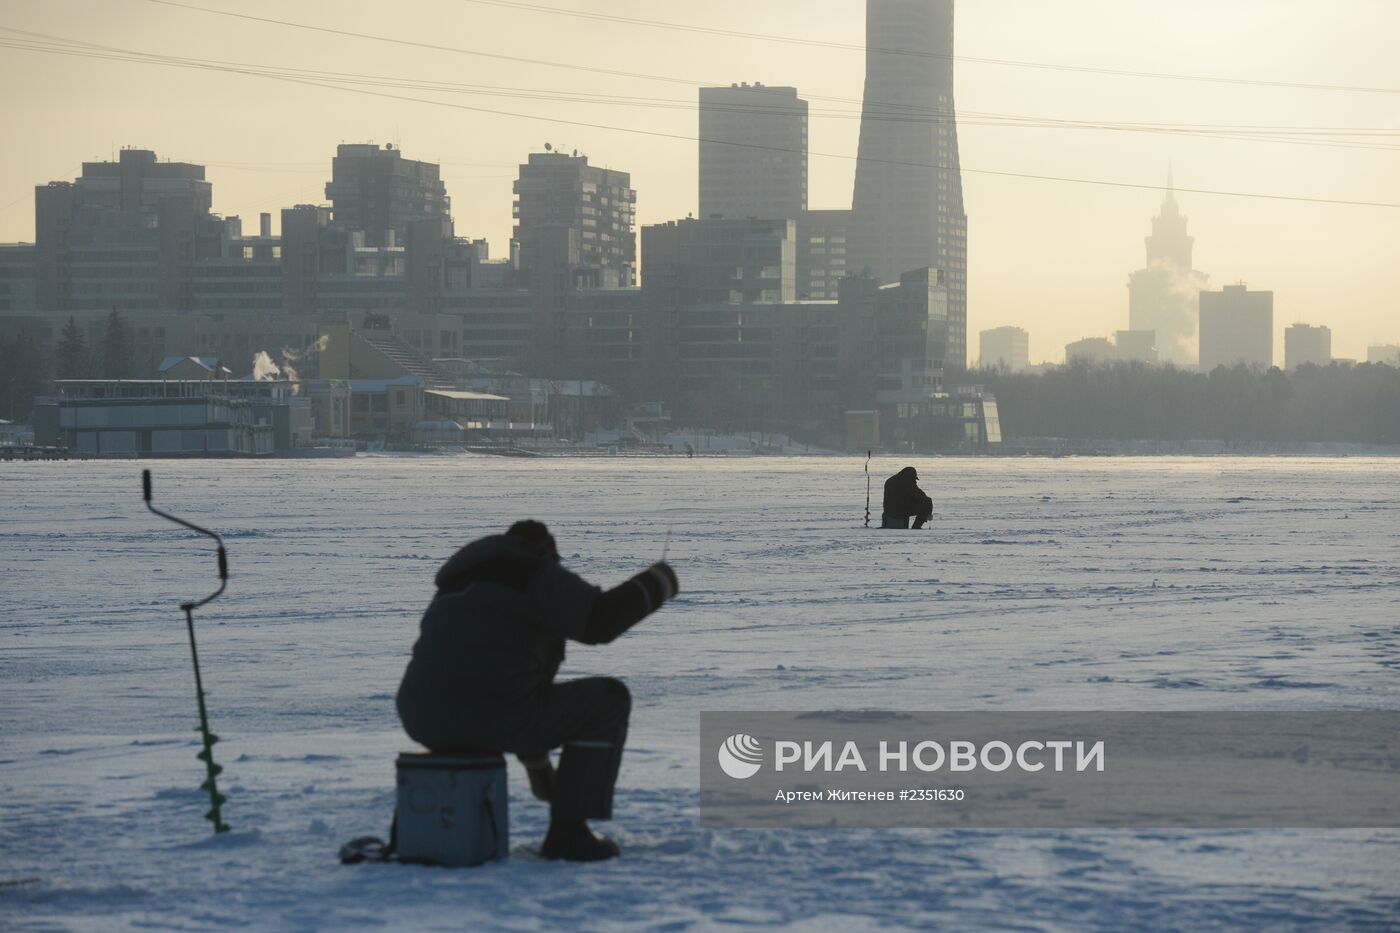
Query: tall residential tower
513 151 636 289
850 0 967 369
1284 324 1331 370
325 143 450 248
699 83 808 222
1199 284 1273 371
34 148 216 314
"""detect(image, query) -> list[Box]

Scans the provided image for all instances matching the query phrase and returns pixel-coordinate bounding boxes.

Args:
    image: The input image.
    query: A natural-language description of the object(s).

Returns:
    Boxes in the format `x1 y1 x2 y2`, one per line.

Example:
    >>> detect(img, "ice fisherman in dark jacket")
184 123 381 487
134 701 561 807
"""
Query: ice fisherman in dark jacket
396 520 679 862
882 466 933 529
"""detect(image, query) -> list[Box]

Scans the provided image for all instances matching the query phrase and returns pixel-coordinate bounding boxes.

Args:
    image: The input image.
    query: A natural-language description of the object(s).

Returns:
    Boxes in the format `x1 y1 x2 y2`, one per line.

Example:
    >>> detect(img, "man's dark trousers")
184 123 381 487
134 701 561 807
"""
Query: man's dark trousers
503 677 631 821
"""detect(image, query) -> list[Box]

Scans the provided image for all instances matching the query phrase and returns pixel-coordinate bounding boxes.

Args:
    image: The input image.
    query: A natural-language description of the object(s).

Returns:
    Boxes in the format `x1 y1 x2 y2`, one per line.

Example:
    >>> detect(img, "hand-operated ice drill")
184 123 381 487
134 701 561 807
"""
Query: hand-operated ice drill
143 469 231 834
864 451 872 528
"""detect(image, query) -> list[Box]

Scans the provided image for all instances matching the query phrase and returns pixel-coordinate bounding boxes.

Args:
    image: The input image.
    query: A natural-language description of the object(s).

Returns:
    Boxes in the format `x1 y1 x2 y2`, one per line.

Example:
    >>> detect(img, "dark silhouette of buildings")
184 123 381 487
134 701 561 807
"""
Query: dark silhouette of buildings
7 120 987 448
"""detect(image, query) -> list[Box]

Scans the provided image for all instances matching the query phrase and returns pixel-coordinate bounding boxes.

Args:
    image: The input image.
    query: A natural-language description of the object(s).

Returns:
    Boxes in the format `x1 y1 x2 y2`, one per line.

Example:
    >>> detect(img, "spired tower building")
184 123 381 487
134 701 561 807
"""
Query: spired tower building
1127 171 1209 365
850 0 968 369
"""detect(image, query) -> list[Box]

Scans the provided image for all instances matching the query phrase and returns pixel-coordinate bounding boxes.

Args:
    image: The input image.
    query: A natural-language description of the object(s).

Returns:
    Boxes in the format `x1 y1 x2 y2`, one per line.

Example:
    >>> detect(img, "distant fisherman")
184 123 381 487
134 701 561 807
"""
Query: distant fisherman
396 520 679 862
881 466 933 529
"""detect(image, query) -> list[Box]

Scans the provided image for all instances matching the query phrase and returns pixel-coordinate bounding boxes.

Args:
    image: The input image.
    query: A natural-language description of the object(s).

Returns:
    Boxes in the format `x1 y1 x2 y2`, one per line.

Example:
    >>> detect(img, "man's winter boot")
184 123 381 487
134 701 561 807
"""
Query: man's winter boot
540 819 621 862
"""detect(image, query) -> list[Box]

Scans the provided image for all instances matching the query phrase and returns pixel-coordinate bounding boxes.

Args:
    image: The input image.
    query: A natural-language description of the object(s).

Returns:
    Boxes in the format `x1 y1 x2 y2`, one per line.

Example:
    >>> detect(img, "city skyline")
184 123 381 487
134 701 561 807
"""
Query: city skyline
1 0 1398 362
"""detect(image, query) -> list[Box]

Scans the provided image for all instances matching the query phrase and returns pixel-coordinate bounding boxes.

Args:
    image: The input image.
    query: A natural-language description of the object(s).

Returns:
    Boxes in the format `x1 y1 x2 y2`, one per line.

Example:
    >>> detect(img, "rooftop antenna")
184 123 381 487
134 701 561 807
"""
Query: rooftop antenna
143 470 231 834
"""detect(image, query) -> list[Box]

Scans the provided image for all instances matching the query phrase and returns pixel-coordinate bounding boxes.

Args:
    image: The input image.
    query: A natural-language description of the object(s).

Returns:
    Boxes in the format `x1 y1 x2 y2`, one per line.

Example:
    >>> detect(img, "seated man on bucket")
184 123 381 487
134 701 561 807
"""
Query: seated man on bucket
882 466 933 529
396 520 679 862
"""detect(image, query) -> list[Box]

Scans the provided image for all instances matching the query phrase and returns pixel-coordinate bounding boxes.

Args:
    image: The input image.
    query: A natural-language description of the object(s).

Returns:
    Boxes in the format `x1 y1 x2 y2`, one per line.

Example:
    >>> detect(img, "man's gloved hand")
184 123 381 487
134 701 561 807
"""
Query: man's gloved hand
648 561 679 601
518 753 556 802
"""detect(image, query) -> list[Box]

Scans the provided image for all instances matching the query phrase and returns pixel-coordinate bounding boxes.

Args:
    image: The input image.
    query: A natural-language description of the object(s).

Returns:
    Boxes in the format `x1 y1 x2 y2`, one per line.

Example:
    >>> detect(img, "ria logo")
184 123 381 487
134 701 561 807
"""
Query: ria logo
717 733 764 780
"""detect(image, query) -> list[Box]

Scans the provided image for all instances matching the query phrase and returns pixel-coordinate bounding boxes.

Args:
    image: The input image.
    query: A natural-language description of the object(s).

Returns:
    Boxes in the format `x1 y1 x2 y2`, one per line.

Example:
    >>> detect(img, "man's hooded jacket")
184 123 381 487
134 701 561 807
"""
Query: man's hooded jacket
396 530 676 750
883 467 933 523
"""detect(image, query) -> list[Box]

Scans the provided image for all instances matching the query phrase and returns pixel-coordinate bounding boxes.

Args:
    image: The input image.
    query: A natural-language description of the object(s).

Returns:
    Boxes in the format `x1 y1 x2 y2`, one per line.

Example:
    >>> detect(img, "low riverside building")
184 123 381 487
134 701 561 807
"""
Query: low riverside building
156 356 235 380
0 418 32 446
875 383 1002 453
431 370 622 439
33 379 312 457
300 376 424 439
409 419 466 445
424 389 512 430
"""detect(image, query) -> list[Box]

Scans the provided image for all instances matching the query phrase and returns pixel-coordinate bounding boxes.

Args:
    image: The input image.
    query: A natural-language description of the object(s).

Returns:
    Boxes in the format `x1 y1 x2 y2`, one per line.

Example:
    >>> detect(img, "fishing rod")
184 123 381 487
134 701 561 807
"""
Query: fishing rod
143 469 231 834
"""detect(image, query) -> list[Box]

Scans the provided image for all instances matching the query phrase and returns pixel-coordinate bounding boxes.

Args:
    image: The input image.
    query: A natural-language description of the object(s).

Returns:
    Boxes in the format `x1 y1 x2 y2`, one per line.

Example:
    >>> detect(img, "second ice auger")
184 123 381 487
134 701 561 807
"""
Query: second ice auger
143 469 231 834
864 451 872 528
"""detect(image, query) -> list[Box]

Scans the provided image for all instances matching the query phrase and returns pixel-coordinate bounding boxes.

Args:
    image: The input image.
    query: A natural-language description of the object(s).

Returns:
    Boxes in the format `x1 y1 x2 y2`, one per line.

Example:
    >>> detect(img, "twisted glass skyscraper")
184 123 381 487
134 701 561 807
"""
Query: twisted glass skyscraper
851 0 967 369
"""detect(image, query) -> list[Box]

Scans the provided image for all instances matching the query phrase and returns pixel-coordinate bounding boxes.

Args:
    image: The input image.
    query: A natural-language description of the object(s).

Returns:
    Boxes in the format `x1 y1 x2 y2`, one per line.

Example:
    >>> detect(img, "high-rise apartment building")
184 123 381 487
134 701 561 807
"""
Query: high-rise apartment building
513 152 636 288
1368 344 1400 365
979 326 1029 371
1284 324 1331 370
0 244 36 312
1199 284 1273 370
850 0 967 369
34 149 217 314
1127 176 1210 366
287 144 458 317
325 143 449 248
699 83 808 222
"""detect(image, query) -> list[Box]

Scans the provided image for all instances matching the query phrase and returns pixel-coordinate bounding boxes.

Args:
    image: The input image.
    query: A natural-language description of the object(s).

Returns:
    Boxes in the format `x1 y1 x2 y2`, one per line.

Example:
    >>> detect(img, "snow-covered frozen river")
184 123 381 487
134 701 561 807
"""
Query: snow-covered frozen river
3 455 1398 930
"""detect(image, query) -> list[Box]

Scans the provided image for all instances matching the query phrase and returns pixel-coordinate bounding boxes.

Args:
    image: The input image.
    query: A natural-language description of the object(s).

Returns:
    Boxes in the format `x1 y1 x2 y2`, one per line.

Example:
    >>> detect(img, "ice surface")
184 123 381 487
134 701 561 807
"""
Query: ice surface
2 455 1398 930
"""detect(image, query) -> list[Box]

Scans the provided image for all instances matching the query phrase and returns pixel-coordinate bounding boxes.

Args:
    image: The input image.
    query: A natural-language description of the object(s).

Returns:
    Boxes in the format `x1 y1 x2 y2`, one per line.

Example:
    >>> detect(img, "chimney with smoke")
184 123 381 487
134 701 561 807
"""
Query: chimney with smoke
252 351 282 382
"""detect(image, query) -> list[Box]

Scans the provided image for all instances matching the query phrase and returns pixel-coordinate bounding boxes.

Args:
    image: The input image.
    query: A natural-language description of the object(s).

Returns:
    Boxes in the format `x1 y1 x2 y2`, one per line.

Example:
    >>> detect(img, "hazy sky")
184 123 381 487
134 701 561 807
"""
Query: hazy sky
1 0 1397 363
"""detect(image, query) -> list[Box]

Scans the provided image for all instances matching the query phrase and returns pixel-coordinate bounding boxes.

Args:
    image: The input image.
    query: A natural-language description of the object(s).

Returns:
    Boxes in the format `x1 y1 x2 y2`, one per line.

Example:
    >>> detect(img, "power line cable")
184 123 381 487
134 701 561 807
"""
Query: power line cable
139 0 1400 128
4 30 1396 207
460 0 1400 96
0 165 81 215
163 64 1400 208
145 0 704 87
5 30 1396 155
